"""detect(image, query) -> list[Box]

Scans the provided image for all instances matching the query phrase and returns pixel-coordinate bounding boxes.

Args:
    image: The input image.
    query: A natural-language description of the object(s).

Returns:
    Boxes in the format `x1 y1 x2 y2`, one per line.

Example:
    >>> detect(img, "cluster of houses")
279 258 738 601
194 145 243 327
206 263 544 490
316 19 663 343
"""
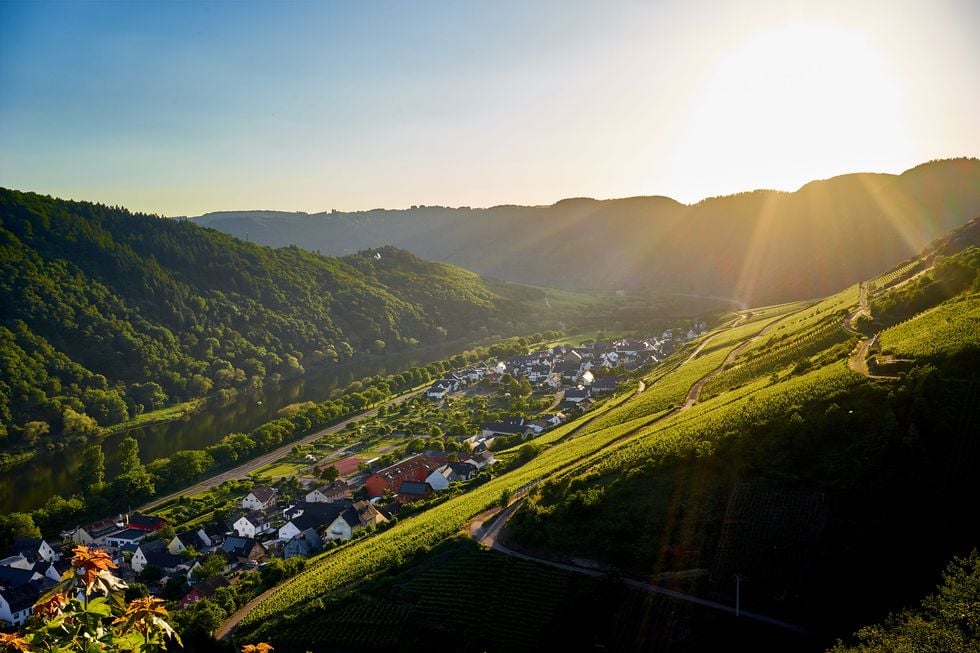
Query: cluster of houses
0 537 66 626
2 458 490 625
223 483 391 562
425 331 705 401
1 328 711 627
421 332 707 453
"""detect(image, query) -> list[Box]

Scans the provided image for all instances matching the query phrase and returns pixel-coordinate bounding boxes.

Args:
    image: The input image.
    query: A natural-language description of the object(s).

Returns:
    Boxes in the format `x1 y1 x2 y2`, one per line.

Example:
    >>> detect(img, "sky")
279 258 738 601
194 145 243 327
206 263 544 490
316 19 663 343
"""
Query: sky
1 0 979 216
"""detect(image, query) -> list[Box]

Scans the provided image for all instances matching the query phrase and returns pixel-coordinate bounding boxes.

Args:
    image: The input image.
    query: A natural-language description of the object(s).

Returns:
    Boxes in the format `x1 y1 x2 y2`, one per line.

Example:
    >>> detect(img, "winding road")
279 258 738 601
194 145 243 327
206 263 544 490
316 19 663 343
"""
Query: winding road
471 498 812 635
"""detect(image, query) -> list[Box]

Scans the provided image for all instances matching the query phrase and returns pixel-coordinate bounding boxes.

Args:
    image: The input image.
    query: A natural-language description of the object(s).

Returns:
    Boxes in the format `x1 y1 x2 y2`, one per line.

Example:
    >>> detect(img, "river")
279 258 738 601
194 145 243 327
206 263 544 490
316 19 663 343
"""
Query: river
0 344 463 514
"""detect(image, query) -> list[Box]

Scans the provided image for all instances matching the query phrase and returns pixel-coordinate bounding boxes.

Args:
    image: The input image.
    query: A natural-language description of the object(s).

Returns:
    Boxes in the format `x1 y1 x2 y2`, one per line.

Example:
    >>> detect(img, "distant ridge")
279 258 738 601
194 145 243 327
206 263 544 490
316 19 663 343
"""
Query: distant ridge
192 158 980 305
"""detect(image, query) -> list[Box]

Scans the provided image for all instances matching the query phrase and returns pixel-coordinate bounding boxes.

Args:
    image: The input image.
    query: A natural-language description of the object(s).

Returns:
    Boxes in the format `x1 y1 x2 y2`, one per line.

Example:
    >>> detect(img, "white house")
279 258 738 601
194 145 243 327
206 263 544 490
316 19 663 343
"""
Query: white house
425 465 456 491
322 501 386 542
278 514 319 542
131 541 184 574
105 529 147 548
9 537 58 563
305 480 349 503
231 511 270 538
241 486 278 510
168 529 211 555
68 518 120 546
0 586 39 626
426 381 452 400
469 451 496 470
323 509 358 542
0 554 31 570
33 561 62 583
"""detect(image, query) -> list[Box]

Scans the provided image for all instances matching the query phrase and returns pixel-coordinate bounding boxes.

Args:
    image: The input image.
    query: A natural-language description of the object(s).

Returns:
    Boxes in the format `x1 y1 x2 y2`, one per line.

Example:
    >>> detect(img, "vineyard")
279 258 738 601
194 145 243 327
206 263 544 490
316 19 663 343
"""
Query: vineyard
702 318 853 396
739 284 858 357
269 599 411 650
572 362 864 481
232 243 978 646
868 258 923 292
236 387 686 638
878 294 980 358
261 538 728 652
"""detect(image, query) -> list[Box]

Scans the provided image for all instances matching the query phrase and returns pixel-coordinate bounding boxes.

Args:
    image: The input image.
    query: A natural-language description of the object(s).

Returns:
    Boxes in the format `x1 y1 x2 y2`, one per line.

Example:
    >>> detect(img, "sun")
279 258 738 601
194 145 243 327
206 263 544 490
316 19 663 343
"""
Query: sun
667 20 913 198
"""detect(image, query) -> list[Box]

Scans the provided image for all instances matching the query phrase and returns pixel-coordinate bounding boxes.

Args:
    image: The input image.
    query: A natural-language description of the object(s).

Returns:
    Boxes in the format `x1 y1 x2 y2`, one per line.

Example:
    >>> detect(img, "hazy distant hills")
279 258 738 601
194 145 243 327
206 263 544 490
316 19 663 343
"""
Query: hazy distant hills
193 158 980 305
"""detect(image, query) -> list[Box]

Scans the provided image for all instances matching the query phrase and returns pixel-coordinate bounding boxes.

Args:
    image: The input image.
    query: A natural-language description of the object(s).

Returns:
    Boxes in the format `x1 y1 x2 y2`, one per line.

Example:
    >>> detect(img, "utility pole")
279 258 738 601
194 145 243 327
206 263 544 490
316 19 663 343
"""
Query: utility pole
735 574 743 617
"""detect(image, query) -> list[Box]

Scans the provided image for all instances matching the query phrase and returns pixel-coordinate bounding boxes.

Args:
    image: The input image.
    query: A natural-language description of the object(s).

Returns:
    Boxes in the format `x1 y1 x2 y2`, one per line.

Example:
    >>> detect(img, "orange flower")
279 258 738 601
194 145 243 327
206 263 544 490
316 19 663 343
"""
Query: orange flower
242 644 274 653
0 632 31 653
116 597 169 623
71 545 117 585
34 591 69 617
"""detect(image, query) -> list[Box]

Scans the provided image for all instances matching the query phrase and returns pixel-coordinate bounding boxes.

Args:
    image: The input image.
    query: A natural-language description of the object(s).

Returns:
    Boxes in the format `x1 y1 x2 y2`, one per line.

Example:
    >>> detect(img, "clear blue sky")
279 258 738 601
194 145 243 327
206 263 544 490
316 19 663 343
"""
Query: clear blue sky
2 0 979 215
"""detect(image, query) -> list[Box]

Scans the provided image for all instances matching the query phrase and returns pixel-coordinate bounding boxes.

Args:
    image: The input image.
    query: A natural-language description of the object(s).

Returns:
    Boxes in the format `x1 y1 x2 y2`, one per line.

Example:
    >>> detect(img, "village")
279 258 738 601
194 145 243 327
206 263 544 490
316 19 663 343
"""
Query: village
0 327 706 626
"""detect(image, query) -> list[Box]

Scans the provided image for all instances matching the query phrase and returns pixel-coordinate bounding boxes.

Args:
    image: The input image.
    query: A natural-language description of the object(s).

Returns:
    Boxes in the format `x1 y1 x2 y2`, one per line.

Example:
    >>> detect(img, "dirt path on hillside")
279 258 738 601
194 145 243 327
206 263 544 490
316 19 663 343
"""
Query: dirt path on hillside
843 283 899 379
684 310 803 407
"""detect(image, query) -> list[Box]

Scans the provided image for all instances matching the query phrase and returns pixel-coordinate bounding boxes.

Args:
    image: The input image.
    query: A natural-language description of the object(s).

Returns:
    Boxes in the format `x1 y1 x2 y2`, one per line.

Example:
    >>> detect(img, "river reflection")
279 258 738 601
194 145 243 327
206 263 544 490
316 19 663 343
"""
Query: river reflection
0 345 460 513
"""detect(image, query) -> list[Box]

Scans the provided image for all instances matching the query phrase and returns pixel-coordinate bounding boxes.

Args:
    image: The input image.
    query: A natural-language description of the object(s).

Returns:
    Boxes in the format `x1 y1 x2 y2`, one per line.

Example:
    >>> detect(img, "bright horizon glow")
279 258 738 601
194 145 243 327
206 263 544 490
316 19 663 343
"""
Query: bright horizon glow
664 20 913 201
1 0 978 216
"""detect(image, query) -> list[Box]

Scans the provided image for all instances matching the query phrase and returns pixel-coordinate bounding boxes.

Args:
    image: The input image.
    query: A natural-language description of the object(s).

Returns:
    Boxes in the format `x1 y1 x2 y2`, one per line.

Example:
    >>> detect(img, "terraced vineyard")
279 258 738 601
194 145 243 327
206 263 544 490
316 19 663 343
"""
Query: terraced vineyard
740 284 858 357
879 294 980 358
703 319 853 395
231 235 980 648
583 362 864 479
234 300 846 642
868 258 923 292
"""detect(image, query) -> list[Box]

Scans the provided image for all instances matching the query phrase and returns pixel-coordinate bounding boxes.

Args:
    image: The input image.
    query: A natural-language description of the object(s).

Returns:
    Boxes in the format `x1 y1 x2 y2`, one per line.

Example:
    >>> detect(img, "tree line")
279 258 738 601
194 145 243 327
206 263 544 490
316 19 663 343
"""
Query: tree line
0 188 556 462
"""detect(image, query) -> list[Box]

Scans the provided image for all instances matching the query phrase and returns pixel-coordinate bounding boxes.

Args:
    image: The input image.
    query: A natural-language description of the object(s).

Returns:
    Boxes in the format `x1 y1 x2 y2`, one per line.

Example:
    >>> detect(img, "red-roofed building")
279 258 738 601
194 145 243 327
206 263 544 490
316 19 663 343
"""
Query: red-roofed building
364 455 439 498
126 513 166 532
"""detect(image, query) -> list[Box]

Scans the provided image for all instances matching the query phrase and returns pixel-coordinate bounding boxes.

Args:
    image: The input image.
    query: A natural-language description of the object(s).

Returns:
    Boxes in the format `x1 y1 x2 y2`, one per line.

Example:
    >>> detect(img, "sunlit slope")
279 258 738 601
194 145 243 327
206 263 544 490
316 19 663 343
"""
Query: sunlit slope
232 293 849 639
233 225 979 643
195 158 980 305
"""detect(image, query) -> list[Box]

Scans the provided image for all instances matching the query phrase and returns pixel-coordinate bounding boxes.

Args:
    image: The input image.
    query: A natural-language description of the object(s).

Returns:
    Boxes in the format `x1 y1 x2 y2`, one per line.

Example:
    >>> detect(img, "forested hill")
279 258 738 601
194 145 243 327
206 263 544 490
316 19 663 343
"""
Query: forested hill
194 158 980 305
0 188 550 450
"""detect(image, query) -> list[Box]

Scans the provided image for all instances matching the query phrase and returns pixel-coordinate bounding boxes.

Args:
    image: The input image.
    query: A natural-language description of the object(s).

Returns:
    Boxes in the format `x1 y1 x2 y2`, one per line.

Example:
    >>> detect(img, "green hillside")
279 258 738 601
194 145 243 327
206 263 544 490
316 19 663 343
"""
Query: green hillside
194 158 980 306
0 188 632 461
231 218 980 651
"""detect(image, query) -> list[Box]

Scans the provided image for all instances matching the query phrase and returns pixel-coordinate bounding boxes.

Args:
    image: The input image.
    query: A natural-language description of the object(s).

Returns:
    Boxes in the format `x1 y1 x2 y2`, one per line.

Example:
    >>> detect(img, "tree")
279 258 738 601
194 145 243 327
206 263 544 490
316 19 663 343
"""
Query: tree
830 550 980 652
21 421 49 446
130 382 168 412
79 444 106 493
81 388 129 426
156 525 177 544
319 465 340 483
0 512 41 549
277 475 302 501
195 553 228 579
118 436 142 472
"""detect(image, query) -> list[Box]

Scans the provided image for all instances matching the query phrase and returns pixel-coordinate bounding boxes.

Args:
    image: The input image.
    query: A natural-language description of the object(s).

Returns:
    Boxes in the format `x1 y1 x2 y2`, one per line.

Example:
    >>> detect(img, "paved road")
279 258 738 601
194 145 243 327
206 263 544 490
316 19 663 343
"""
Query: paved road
473 498 812 636
140 387 427 512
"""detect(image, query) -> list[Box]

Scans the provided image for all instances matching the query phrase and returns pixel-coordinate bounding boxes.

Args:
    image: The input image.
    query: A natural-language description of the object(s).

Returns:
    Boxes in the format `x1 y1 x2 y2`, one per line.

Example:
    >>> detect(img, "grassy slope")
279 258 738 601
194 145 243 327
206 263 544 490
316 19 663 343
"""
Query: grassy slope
235 237 980 647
